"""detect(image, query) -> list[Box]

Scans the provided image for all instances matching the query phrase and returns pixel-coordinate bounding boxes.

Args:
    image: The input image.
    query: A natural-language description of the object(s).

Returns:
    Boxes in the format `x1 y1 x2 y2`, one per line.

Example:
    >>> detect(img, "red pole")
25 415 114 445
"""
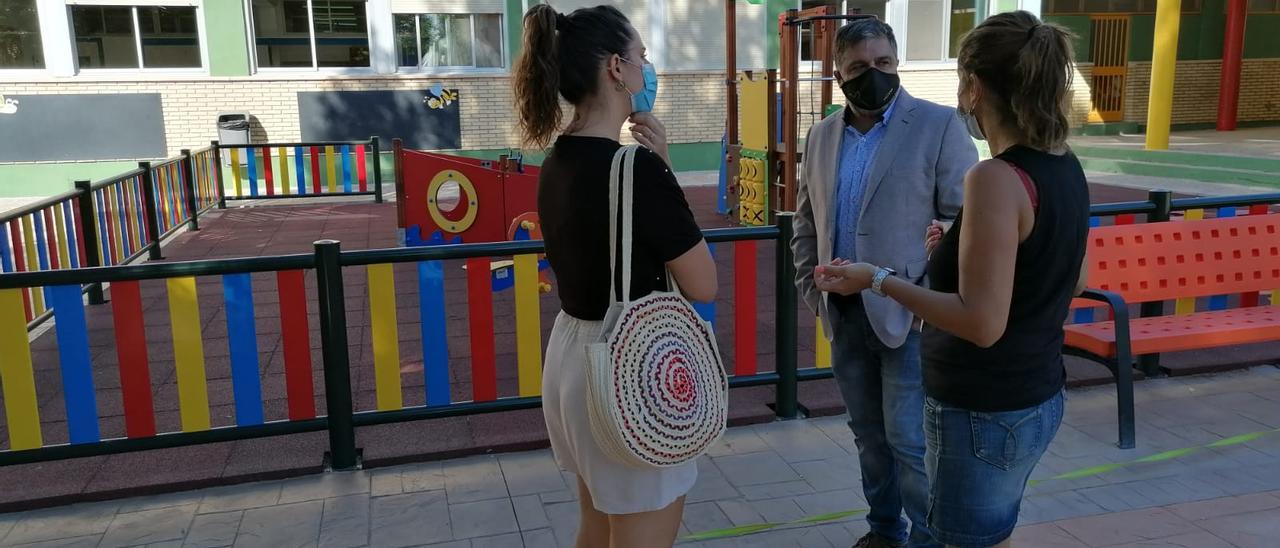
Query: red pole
1217 0 1247 131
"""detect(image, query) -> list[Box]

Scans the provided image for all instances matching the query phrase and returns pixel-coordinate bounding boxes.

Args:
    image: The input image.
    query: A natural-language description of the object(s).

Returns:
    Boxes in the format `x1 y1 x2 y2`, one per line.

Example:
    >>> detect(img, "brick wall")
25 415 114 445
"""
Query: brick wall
0 62 1115 165
1123 59 1280 125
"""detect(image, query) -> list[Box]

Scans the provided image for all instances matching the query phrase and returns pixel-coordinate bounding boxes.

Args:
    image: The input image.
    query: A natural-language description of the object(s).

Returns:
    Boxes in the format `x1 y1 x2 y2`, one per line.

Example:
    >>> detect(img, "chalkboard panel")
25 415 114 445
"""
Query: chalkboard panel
297 88 462 150
0 94 166 162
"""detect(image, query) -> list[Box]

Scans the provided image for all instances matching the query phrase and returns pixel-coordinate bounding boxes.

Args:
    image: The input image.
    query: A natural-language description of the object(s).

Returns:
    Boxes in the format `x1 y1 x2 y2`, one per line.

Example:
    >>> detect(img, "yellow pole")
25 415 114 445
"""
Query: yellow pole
1145 0 1182 150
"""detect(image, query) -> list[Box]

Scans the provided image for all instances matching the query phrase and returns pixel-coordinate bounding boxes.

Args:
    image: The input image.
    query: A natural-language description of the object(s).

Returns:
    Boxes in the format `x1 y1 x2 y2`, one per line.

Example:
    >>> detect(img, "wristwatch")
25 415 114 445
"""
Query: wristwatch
870 267 897 297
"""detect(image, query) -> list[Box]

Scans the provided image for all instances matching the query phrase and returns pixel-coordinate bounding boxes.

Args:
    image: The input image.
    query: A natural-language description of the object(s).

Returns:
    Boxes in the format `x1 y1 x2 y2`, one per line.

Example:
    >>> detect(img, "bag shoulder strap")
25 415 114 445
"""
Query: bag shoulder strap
608 145 683 305
608 145 640 305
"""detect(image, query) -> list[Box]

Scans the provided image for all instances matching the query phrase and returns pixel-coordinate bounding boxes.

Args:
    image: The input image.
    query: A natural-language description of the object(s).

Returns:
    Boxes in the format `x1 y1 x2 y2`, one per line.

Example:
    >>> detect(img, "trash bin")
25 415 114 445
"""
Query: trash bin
217 112 251 165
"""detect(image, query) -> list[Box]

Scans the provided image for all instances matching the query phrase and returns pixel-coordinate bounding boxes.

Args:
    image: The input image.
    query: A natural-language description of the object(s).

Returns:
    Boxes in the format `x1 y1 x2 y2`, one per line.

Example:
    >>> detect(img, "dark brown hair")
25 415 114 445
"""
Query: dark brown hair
958 11 1076 151
512 4 633 149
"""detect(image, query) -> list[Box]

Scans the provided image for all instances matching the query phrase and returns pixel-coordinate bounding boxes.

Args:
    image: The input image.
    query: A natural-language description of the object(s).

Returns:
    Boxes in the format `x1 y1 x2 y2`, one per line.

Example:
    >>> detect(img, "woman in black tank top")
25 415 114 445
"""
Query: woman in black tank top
813 12 1087 548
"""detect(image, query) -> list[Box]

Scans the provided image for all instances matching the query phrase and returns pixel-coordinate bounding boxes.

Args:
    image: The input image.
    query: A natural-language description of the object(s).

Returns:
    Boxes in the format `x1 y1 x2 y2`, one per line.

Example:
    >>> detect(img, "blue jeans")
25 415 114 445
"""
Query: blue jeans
924 390 1065 548
831 299 938 547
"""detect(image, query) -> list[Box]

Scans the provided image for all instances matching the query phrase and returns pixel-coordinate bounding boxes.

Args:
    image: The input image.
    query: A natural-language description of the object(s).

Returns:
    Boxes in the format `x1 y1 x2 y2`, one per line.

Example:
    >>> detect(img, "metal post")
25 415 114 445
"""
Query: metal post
211 141 227 209
726 0 739 145
370 137 384 203
74 180 106 305
180 149 200 231
774 213 800 420
780 12 799 212
818 13 834 110
139 162 164 260
1144 0 1181 150
1217 0 1246 131
393 138 406 236
315 240 359 470
1136 189 1173 377
765 68 779 224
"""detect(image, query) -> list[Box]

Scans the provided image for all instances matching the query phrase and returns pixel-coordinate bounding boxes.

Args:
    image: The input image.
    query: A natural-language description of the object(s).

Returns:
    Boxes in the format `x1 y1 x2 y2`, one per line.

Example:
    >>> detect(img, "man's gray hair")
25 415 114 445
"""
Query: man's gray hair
835 18 898 59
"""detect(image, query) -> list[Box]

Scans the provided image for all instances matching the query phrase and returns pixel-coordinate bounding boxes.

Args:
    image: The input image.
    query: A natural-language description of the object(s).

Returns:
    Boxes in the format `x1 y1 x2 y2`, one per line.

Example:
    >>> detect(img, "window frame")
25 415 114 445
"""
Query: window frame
0 0 47 72
393 12 506 75
68 0 209 74
247 0 376 75
901 0 976 65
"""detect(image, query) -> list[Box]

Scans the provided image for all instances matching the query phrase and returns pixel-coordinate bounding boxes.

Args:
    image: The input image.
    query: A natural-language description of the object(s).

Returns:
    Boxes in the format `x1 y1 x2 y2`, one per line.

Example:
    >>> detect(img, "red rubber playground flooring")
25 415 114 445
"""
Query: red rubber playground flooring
2 184 1277 511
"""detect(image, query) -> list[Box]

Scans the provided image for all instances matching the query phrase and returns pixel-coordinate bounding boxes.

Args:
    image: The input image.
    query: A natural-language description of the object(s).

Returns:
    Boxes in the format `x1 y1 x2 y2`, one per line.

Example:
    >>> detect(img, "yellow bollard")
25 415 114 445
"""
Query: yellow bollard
1145 0 1182 150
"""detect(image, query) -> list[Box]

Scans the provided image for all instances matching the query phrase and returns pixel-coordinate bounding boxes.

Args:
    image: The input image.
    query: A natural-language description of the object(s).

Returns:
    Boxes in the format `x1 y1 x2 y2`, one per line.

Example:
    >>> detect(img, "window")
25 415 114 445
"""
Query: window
0 0 44 69
138 7 201 68
72 4 201 69
252 0 370 69
394 13 503 69
905 0 975 61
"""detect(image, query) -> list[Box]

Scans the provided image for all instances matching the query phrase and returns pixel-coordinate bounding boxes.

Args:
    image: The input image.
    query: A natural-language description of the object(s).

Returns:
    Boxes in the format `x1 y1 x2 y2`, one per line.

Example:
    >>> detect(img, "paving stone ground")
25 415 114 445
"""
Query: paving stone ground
3 366 1279 547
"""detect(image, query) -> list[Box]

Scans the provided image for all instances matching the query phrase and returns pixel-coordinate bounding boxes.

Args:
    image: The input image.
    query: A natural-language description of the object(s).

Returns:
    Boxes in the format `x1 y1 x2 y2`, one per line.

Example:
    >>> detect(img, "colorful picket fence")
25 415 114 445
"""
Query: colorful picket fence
222 139 381 203
0 147 224 331
0 192 88 325
149 159 196 240
354 238 770 411
191 147 221 211
2 191 1277 465
0 225 784 462
0 268 319 452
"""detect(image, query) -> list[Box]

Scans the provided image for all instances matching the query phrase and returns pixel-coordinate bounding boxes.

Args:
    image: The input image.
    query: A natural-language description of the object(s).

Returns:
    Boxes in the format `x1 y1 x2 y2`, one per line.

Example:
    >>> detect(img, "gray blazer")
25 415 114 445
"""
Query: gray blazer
792 89 976 349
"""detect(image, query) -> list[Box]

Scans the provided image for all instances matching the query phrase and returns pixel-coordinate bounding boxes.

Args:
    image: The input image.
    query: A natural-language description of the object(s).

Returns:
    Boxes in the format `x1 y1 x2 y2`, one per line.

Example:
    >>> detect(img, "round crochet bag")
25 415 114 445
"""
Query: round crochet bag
585 145 729 469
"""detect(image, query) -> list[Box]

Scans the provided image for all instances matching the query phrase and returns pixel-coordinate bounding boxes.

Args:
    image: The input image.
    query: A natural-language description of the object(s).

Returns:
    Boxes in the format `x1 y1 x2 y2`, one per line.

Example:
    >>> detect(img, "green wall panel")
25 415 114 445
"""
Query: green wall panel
507 0 524 65
1196 0 1225 60
205 0 251 77
0 162 139 198
1127 13 1225 62
1244 15 1280 58
766 0 796 69
1047 15 1093 61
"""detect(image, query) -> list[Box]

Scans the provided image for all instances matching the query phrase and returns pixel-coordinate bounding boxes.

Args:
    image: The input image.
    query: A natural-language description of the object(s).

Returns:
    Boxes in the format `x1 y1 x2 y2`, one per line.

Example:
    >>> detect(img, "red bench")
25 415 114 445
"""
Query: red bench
1064 213 1280 449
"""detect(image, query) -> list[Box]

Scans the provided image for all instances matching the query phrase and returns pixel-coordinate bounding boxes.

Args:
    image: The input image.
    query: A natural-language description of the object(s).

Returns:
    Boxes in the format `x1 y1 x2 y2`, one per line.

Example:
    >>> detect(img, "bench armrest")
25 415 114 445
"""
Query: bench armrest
1077 288 1130 323
1074 288 1137 450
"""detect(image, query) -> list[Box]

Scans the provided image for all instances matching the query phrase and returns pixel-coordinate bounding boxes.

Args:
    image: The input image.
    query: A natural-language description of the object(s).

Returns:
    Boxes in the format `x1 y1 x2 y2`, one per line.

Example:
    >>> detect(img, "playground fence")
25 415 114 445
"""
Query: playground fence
214 138 384 206
0 189 1277 468
0 139 383 332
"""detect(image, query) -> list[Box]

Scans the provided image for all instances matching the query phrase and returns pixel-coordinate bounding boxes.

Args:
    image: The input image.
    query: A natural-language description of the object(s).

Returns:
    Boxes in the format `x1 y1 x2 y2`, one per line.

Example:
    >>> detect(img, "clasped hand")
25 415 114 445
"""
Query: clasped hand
813 219 953 296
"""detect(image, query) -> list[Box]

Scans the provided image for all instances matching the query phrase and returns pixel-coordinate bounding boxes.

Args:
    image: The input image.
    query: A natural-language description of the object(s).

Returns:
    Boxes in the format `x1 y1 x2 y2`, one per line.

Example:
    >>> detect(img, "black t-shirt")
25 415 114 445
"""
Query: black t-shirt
538 135 704 321
922 145 1090 412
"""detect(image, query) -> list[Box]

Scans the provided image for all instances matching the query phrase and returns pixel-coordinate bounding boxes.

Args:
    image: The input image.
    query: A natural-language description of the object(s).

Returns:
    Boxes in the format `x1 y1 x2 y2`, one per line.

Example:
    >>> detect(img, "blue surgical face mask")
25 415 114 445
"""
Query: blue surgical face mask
957 107 986 141
621 57 658 113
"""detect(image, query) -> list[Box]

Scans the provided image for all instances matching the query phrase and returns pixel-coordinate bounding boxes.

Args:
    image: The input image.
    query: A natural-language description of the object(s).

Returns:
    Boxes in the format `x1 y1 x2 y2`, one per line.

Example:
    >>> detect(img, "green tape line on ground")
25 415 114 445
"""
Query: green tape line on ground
683 426 1280 542
683 509 870 542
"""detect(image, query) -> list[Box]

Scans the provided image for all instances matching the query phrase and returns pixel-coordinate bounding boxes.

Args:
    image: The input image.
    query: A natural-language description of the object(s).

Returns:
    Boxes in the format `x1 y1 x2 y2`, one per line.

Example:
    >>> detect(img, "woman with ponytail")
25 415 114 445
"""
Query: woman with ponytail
813 11 1088 547
512 5 716 547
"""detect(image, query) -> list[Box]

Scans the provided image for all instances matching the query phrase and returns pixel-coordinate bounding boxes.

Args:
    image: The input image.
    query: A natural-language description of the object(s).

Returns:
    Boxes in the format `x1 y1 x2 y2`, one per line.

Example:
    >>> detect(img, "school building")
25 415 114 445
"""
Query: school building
0 0 1278 196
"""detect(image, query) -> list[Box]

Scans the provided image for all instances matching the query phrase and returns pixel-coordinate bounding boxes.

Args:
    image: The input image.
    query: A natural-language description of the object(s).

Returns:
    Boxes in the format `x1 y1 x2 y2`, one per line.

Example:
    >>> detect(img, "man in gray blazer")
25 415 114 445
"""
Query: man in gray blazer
792 19 976 548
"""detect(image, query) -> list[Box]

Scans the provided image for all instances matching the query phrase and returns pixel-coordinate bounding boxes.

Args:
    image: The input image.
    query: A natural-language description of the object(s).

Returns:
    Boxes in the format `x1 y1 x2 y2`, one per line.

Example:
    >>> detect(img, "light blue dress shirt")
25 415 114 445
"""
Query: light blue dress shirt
833 97 897 262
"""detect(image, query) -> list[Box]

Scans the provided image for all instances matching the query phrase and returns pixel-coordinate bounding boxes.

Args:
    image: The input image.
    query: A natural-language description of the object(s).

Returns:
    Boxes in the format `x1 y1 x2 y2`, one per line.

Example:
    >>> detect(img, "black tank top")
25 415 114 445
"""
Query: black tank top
922 145 1090 411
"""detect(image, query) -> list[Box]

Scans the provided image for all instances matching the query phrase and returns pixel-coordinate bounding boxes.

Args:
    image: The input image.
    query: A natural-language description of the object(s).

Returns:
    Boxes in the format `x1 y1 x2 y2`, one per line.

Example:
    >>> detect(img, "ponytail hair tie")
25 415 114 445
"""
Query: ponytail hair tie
1026 24 1042 40
556 13 571 30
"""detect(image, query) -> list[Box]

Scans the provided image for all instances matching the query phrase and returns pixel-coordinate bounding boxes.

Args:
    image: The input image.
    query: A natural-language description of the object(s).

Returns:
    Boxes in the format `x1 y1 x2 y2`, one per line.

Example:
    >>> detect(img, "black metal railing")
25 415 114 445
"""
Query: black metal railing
1 191 1277 468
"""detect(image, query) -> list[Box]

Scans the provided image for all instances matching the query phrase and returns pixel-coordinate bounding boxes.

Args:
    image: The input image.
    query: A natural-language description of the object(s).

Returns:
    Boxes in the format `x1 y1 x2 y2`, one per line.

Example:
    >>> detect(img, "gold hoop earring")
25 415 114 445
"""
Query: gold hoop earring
615 80 626 91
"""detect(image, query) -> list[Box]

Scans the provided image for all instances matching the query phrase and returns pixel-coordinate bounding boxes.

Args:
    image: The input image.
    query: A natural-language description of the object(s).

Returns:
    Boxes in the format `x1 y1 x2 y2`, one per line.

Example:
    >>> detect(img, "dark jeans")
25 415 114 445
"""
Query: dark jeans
830 296 939 547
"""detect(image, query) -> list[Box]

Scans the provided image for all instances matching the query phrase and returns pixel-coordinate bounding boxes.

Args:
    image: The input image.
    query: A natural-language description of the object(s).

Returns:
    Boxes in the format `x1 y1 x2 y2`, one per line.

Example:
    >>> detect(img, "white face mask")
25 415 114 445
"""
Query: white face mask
957 107 986 141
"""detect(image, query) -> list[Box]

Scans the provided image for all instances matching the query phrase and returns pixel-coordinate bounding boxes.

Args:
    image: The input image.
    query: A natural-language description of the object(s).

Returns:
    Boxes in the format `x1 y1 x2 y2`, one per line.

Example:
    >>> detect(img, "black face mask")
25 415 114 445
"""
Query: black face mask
840 68 900 113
